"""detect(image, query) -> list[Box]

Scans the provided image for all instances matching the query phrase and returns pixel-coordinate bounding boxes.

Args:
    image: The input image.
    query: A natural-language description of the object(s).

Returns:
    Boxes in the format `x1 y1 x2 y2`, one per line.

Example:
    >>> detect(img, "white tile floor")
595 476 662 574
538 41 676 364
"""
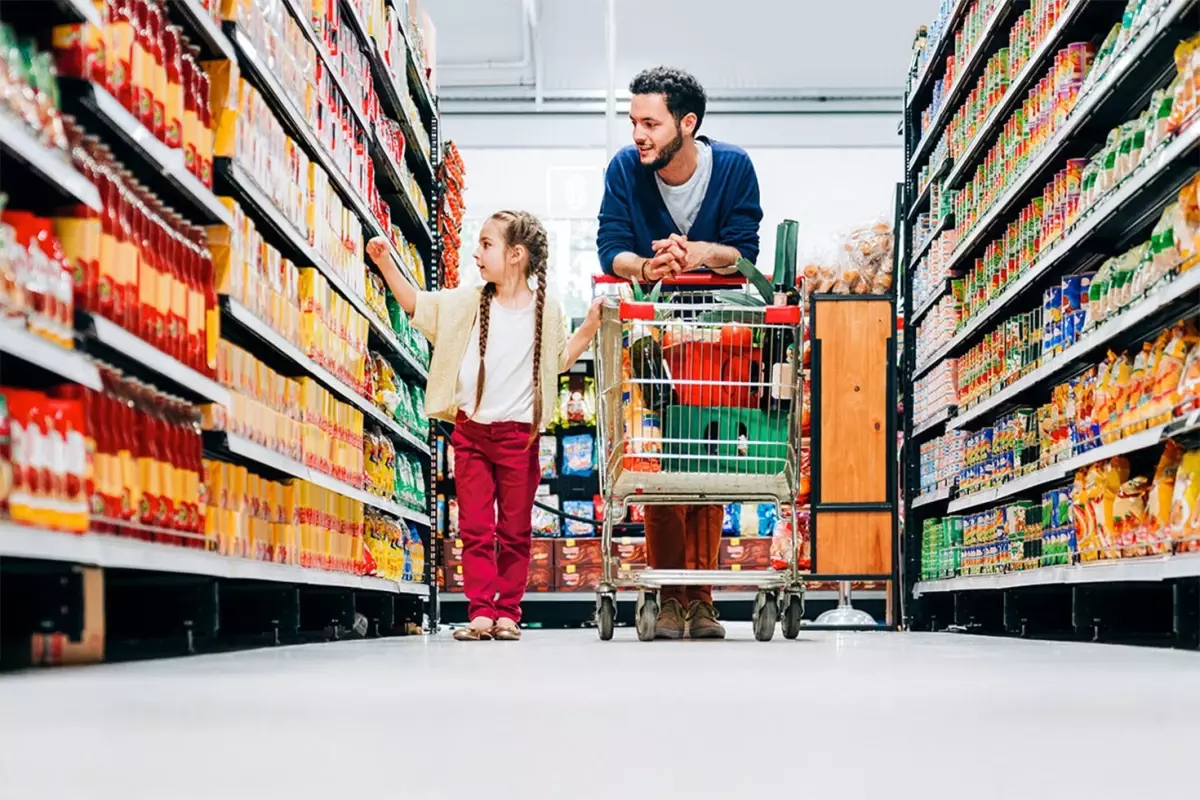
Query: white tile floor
1 626 1199 799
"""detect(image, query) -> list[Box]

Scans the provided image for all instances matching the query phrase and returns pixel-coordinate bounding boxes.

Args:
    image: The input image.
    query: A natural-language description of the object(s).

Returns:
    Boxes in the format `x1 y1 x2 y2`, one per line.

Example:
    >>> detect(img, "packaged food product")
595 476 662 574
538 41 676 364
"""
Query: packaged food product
562 433 595 478
538 435 558 480
532 494 560 537
563 500 597 537
1169 448 1200 552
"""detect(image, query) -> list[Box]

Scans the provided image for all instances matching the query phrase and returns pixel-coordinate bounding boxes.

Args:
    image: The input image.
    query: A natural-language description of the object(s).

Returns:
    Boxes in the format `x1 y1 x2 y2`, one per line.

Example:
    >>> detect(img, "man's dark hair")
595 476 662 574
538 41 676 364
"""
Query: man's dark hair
629 66 707 133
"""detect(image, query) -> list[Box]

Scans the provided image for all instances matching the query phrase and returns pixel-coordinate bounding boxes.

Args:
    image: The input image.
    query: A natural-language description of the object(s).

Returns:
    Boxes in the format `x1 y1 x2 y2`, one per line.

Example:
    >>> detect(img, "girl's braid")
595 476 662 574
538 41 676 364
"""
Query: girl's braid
473 281 497 415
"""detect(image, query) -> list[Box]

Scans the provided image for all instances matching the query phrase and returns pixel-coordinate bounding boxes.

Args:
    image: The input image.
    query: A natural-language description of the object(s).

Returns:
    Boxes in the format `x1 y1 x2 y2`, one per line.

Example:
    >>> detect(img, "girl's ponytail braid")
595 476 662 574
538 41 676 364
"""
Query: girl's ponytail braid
473 281 497 415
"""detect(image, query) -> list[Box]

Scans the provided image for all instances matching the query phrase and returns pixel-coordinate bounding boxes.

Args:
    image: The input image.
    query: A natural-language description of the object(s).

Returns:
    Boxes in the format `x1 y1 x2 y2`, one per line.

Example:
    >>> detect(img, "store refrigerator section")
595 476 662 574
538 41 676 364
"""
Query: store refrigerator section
901 0 1200 647
0 0 442 667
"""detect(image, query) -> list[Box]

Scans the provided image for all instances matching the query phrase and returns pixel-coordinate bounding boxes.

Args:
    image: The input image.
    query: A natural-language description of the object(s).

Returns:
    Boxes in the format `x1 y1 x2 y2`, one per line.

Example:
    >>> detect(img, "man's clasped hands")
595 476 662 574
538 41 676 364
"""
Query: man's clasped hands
641 234 718 282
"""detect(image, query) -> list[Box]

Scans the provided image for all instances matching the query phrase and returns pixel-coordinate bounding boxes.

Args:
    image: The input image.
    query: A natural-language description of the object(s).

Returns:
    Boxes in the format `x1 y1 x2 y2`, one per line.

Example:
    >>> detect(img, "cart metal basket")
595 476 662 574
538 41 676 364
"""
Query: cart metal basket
592 279 807 641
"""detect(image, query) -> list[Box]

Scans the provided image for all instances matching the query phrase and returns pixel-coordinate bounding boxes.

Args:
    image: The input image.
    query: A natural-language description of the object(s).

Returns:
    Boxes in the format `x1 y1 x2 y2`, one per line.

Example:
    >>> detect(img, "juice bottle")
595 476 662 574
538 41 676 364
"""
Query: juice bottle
197 63 212 188
113 170 133 331
106 0 134 111
166 212 186 363
152 395 173 541
149 2 167 142
197 225 218 377
184 224 203 371
150 202 172 352
131 0 153 131
163 24 183 150
117 385 140 535
181 48 197 178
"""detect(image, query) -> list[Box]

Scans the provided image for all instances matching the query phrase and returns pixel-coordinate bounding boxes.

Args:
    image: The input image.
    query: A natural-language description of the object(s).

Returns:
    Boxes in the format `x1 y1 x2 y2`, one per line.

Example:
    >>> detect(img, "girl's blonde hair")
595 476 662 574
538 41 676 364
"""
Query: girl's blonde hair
475 210 549 443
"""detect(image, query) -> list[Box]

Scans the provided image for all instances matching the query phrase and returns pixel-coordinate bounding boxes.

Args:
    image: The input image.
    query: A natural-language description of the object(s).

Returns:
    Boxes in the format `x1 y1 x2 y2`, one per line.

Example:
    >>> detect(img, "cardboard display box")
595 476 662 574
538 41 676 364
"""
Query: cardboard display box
612 537 647 566
556 563 602 592
719 538 772 568
556 538 603 568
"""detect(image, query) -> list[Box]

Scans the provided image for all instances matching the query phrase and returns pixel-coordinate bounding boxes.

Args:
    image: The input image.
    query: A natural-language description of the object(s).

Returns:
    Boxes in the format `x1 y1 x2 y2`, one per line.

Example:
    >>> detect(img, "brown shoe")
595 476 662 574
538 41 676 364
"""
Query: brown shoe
655 598 687 640
686 600 726 639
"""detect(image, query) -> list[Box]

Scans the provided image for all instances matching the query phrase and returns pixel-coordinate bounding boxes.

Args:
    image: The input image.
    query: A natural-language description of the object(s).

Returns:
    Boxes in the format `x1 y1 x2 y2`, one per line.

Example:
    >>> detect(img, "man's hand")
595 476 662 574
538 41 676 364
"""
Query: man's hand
641 251 680 282
653 235 716 273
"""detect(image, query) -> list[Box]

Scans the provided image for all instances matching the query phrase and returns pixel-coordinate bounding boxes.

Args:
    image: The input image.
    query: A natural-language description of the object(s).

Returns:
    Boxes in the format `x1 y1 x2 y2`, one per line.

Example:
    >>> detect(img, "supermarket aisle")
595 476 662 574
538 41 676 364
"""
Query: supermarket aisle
1 629 1198 799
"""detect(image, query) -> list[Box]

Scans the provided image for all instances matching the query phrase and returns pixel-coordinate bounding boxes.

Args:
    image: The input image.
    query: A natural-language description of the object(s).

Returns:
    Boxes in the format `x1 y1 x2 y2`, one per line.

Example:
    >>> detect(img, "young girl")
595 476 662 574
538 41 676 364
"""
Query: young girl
366 210 601 641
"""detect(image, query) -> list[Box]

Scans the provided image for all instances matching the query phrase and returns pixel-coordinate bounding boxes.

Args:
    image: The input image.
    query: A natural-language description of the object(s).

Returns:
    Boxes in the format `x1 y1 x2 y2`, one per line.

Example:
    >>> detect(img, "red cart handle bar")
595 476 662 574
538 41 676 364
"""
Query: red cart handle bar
619 301 800 325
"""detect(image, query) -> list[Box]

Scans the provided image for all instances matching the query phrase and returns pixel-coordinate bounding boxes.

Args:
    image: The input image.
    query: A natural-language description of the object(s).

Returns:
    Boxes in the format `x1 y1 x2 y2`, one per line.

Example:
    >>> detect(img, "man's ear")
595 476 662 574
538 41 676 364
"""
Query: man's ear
680 112 698 137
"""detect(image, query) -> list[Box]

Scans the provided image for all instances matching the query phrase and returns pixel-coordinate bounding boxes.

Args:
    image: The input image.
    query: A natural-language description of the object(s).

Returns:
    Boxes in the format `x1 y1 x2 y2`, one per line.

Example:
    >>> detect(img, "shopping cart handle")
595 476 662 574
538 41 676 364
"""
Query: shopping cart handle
593 272 747 287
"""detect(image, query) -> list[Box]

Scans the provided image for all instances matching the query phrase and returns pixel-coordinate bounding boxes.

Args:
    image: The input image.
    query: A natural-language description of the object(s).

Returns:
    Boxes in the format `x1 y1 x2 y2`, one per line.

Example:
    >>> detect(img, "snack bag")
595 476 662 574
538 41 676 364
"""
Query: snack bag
532 494 560 537
1169 449 1200 552
1179 341 1200 415
563 500 597 537
539 435 558 480
1141 441 1182 555
562 433 595 477
1113 475 1150 558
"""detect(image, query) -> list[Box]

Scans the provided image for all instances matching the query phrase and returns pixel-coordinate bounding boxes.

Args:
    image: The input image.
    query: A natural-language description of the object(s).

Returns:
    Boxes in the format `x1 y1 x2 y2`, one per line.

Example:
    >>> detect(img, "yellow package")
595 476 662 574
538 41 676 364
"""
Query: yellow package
1169 449 1200 552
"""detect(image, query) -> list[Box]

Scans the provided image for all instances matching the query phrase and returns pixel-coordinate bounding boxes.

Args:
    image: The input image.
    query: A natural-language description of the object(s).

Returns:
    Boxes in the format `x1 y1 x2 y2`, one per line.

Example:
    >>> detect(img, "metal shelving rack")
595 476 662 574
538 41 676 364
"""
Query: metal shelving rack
900 0 1200 647
0 0 441 664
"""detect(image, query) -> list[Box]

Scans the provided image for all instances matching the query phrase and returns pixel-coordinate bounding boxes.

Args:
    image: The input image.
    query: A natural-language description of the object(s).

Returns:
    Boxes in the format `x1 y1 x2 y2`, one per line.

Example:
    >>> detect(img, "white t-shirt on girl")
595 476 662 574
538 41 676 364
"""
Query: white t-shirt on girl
455 297 536 424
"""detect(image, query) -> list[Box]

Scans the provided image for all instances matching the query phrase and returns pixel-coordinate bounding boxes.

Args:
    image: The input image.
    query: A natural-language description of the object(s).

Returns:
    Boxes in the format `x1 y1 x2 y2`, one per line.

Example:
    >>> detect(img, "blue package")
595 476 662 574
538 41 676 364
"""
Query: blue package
561 434 595 477
563 500 597 536
722 504 740 535
757 504 778 537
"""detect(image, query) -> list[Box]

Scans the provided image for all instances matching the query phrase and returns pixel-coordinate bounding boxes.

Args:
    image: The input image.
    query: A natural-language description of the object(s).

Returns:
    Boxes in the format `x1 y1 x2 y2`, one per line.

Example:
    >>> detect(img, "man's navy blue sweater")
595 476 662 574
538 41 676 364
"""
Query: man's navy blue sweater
597 137 763 276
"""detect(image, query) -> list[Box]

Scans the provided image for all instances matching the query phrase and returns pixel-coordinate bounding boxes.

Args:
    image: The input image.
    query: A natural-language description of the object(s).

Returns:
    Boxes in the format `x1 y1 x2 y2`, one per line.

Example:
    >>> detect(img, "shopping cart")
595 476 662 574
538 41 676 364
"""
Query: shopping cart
592 274 807 641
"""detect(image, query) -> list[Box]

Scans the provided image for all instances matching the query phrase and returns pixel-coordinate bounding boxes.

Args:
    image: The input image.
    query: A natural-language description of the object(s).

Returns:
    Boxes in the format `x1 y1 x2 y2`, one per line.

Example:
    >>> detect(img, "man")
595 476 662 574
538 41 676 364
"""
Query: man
597 66 763 640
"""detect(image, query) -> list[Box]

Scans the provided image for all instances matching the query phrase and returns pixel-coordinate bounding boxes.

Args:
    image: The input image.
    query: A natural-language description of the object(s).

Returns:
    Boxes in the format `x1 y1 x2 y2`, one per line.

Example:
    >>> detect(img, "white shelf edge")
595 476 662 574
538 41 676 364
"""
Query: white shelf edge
169 0 238 62
0 523 428 596
85 82 232 227
0 324 103 390
933 118 1200 370
912 487 952 509
909 282 948 326
947 423 1172 514
950 265 1200 431
942 0 1194 275
87 314 231 406
906 0 972 108
914 553 1200 596
0 114 102 211
912 407 951 439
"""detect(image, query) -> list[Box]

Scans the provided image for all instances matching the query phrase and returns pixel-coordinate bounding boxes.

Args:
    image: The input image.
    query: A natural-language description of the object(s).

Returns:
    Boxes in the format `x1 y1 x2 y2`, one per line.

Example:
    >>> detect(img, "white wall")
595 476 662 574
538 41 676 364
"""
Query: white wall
455 144 903 281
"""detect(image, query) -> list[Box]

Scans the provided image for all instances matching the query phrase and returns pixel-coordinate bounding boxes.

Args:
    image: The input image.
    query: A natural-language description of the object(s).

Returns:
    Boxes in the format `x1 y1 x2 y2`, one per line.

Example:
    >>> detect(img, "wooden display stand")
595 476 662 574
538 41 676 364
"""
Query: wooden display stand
809 296 898 601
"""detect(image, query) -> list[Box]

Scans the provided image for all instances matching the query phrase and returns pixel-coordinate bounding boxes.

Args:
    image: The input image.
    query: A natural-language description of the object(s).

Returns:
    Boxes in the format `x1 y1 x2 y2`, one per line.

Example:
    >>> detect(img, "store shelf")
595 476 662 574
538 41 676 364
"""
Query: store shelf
166 0 238 62
935 119 1200 364
78 313 230 406
947 422 1175 514
913 553 1200 596
909 281 948 326
911 486 952 510
0 523 428 596
907 157 951 221
208 432 430 526
0 325 103 391
912 338 955 380
279 0 371 137
0 114 102 212
908 0 1023 172
911 407 952 441
906 0 971 110
222 298 430 460
910 213 953 267
1 0 104 28
214 159 423 375
58 80 231 226
949 265 1200 432
372 131 433 247
946 1 1100 191
440 589 889 604
942 0 1197 277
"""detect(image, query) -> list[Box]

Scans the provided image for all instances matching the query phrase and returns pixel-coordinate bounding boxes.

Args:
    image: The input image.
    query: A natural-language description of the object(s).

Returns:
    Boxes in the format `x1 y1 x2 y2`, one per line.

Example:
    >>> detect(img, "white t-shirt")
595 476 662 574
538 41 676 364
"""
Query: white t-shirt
455 297 536 424
655 139 712 236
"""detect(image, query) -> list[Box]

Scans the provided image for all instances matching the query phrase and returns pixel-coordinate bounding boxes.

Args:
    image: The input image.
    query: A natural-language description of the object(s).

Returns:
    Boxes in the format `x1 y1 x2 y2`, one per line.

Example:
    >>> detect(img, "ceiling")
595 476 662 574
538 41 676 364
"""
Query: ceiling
421 0 942 108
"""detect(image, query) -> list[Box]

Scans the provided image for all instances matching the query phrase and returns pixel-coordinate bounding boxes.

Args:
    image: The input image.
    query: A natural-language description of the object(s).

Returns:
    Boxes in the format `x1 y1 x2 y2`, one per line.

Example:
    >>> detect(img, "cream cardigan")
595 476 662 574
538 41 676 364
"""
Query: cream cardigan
411 285 570 425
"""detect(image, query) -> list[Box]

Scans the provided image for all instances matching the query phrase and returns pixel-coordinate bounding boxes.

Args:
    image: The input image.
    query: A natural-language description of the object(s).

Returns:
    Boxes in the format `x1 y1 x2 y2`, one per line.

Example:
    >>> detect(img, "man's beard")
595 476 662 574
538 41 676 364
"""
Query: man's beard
645 126 684 172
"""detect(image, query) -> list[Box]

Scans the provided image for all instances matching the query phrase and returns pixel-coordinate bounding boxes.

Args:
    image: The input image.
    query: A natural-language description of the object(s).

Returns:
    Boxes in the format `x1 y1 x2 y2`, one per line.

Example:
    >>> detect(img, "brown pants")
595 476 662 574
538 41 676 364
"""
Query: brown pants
644 505 723 606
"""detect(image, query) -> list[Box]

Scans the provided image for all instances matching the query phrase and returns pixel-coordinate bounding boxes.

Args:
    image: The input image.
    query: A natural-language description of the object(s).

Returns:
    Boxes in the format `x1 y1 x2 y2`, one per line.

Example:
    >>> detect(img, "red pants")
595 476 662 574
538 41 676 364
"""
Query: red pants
452 413 540 623
644 505 723 606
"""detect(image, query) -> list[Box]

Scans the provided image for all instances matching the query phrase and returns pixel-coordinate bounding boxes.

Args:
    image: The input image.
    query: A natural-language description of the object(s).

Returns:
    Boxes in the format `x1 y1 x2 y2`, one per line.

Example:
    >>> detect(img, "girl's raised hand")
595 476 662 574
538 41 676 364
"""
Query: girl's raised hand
365 236 391 268
583 296 604 333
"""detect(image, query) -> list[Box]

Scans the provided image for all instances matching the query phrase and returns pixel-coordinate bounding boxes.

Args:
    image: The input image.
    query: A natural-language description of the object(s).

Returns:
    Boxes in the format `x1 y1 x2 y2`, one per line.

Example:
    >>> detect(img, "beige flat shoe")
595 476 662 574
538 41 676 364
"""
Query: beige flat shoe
492 619 521 641
454 617 495 641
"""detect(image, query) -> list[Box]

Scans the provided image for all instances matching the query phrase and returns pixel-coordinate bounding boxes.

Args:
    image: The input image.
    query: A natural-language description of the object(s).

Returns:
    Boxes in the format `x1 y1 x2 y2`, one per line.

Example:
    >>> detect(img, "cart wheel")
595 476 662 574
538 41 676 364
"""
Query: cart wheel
753 591 777 642
782 594 804 640
636 591 659 642
597 596 615 641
